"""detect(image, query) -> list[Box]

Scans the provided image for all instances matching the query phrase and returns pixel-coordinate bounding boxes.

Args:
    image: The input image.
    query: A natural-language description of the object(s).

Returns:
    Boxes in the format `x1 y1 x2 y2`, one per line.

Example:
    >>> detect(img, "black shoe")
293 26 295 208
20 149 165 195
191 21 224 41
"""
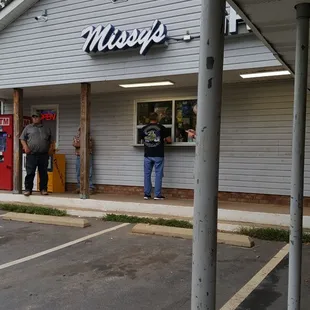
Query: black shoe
154 196 165 200
144 195 151 200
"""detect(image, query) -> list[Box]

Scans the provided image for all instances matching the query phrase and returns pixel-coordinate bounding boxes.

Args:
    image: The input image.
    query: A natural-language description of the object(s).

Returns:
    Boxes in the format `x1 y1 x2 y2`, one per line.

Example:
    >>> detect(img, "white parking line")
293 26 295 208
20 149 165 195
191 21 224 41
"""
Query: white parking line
0 223 129 271
220 244 289 310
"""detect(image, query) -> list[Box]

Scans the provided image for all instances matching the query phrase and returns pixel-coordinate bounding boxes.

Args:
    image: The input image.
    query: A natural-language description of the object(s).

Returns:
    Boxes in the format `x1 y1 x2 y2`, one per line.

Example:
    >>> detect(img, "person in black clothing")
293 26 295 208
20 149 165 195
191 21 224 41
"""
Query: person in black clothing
20 112 53 196
140 112 172 200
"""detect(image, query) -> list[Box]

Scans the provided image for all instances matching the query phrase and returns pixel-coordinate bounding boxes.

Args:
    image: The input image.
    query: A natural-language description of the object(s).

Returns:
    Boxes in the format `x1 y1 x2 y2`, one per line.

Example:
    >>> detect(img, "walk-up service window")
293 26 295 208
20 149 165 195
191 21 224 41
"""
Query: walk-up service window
135 98 197 144
175 99 197 143
136 100 172 144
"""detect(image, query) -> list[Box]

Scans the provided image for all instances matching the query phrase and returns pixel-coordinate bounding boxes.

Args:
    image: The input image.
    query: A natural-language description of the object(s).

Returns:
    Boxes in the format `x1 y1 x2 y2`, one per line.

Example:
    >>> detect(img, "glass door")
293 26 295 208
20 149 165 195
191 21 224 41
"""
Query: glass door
31 105 59 147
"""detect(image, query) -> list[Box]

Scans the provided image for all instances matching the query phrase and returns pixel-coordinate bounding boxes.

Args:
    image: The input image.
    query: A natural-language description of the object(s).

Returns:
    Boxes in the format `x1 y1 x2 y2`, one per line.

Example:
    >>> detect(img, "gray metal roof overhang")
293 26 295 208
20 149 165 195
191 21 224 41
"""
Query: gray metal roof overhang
228 0 310 88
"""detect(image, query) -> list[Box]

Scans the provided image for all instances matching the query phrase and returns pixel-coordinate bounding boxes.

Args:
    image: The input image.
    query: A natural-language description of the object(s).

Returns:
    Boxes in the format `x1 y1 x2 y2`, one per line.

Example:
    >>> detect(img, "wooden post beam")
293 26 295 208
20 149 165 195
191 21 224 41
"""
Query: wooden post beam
13 88 23 194
80 83 91 199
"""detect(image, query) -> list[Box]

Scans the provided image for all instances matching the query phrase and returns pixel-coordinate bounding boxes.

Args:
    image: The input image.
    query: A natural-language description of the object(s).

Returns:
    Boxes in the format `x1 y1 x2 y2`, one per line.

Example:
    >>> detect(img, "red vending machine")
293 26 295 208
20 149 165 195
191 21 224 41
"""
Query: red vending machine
0 115 32 191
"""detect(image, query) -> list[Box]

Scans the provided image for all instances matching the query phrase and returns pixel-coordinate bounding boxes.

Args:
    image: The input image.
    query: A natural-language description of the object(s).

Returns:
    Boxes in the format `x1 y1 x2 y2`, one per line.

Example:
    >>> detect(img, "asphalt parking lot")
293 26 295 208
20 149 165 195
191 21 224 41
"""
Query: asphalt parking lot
0 212 309 310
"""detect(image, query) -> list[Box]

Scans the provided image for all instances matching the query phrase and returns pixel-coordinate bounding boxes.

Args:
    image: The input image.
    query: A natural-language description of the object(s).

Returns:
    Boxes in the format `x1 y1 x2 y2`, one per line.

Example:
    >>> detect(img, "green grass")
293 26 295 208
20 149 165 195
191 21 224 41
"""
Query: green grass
103 214 310 243
0 204 67 217
240 227 310 243
103 214 193 229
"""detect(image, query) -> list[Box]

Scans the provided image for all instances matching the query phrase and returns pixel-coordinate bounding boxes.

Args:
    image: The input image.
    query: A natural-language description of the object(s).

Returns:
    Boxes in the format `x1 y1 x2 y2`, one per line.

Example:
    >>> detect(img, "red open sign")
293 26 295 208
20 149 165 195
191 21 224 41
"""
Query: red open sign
41 113 57 121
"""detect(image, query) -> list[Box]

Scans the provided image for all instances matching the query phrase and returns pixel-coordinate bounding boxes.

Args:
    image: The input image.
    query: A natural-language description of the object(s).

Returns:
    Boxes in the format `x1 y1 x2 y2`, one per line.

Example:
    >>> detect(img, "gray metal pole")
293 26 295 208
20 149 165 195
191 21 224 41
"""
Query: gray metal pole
288 3 310 310
191 0 226 309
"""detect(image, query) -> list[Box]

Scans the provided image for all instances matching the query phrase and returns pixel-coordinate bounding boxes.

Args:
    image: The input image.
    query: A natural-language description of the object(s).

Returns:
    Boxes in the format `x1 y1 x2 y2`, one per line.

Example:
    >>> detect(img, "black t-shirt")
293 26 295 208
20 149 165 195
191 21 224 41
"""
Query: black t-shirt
141 123 170 157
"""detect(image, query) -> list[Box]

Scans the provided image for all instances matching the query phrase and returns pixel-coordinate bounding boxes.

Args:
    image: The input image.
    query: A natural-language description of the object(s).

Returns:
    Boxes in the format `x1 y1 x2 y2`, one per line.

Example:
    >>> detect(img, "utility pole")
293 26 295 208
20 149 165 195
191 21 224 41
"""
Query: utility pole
288 3 310 310
191 0 226 309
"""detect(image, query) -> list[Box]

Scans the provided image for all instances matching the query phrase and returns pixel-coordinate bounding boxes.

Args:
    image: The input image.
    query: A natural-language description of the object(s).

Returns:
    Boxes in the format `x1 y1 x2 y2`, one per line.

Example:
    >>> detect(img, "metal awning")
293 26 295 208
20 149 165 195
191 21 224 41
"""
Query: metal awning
228 0 310 89
226 2 310 309
191 1 310 310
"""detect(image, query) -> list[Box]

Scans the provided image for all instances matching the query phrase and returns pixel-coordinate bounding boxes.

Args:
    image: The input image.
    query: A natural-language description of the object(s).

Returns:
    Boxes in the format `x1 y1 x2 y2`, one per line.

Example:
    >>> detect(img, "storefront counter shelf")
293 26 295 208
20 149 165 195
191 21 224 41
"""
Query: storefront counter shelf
133 143 196 147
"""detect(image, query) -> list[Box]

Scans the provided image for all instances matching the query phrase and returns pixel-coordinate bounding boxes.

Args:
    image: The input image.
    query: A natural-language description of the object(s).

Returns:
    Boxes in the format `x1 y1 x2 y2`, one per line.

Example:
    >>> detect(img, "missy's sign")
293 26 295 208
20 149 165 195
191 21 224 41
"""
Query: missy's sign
81 20 168 56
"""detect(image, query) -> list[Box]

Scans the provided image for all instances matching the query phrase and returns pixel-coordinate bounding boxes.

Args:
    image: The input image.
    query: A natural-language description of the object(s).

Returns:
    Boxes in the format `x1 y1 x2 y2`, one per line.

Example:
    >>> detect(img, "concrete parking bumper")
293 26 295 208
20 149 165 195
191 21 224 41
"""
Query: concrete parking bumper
132 224 254 248
2 212 90 228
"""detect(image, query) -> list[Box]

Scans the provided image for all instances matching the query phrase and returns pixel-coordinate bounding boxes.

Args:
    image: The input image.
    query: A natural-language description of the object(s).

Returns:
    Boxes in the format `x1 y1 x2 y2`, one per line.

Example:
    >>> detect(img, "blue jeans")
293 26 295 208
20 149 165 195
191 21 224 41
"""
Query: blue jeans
76 155 94 189
144 157 164 197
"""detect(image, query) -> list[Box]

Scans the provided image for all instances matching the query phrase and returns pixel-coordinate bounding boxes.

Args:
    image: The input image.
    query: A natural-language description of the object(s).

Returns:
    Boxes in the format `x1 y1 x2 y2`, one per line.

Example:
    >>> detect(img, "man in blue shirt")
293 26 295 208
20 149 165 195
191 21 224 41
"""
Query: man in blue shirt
140 112 171 200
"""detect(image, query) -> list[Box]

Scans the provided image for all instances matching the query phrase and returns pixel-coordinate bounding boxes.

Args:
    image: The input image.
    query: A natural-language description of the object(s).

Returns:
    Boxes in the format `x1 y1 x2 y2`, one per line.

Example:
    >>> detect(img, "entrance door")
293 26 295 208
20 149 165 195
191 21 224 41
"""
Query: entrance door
31 105 59 147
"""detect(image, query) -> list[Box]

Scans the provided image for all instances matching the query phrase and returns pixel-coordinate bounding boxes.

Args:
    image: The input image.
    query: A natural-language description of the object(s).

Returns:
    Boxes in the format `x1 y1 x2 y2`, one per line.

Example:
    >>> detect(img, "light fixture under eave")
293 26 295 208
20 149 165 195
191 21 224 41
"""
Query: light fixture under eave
240 70 291 79
119 81 174 88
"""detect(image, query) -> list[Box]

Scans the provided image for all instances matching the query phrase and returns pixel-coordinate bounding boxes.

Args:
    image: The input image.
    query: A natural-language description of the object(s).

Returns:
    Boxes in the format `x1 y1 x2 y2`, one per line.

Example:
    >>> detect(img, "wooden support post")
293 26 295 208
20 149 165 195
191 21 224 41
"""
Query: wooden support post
80 83 91 199
13 88 23 194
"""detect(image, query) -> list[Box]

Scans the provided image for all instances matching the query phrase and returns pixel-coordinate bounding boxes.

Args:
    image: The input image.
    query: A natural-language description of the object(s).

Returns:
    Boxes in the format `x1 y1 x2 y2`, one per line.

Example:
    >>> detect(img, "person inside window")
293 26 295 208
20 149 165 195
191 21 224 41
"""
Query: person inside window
159 108 172 125
140 112 172 200
186 104 197 140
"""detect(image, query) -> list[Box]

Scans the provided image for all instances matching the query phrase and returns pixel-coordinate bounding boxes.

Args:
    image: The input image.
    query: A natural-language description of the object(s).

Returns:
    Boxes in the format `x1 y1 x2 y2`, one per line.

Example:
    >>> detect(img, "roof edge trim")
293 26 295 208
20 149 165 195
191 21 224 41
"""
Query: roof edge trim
227 0 295 77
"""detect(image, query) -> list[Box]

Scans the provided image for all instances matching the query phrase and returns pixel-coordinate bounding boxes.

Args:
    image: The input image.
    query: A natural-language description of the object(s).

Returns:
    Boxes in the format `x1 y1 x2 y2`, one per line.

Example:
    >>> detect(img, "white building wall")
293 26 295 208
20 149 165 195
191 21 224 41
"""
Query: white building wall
220 81 295 195
0 0 279 89
4 79 306 197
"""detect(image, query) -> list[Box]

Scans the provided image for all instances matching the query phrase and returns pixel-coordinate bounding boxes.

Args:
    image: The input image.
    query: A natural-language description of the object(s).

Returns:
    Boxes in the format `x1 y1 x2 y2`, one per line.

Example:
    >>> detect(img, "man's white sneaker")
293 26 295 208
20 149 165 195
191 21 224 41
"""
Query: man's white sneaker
154 196 165 200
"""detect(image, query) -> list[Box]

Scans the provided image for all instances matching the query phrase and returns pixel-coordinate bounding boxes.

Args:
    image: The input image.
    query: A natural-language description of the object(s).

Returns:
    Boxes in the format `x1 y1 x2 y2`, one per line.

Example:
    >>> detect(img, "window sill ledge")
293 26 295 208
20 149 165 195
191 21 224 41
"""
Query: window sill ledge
133 143 196 147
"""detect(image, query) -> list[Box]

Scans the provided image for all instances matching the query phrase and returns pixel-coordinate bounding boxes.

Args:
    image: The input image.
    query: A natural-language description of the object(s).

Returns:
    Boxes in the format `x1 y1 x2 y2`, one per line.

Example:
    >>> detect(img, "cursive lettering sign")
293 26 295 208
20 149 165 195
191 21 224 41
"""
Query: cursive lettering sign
81 20 168 56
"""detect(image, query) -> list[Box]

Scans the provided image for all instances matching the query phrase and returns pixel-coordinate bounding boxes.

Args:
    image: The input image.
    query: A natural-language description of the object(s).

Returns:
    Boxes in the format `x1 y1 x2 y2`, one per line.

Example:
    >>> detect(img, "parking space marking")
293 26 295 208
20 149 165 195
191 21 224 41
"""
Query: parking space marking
0 223 129 271
220 244 289 310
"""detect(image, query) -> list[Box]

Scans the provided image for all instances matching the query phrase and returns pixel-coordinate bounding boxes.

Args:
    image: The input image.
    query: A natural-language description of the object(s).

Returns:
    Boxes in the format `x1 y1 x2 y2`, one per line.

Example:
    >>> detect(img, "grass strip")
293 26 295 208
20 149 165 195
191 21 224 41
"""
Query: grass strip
104 214 310 243
240 227 310 243
103 214 193 229
0 204 67 217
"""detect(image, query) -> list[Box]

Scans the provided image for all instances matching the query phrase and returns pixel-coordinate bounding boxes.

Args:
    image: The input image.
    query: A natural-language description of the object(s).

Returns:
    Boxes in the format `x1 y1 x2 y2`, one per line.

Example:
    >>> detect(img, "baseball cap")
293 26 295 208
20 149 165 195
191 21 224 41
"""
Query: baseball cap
31 112 40 117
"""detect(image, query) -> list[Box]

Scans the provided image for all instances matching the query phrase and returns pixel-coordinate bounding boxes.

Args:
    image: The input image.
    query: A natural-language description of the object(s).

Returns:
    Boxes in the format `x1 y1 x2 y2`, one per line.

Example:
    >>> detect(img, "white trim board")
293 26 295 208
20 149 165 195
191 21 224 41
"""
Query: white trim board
1 193 310 229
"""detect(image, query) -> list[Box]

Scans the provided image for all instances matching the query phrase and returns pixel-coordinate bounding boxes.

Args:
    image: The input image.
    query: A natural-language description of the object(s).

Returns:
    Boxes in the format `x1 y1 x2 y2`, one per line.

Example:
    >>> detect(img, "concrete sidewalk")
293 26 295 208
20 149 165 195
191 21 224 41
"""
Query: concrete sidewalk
1 192 310 230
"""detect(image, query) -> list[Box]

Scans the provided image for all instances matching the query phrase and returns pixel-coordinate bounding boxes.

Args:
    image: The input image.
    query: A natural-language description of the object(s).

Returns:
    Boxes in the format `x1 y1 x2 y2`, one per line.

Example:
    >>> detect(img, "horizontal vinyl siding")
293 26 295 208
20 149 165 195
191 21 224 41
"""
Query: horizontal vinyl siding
220 82 295 195
19 79 310 197
0 0 279 88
